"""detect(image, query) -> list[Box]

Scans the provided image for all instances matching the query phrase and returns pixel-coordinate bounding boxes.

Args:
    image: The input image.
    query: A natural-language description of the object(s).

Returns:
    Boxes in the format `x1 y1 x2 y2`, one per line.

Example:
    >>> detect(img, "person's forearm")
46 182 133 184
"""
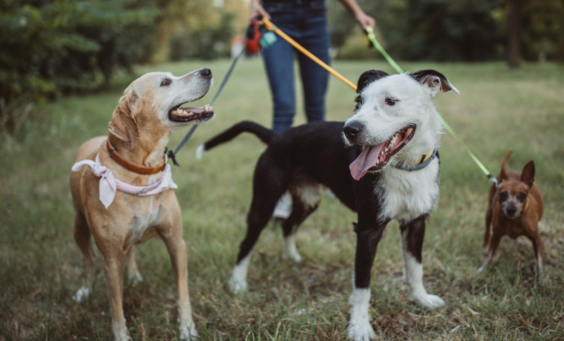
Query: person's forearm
337 0 376 29
337 0 364 17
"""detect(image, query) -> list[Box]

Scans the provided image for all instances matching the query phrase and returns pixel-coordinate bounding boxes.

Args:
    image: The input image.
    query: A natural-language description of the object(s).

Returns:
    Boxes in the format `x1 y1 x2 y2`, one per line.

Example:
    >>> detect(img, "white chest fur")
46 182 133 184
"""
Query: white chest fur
376 158 440 223
129 206 163 245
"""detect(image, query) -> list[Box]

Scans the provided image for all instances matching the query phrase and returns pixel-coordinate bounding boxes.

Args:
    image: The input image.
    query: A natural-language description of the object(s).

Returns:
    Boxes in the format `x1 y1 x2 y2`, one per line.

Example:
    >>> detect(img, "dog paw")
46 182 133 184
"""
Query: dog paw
72 286 90 303
477 265 487 273
412 293 445 309
179 323 198 340
228 276 248 294
283 250 303 263
347 318 376 341
129 272 143 286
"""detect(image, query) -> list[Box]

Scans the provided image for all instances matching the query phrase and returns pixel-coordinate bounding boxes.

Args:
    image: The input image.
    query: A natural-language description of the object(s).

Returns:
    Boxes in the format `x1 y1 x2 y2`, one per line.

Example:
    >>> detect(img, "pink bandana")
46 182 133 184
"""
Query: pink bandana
72 154 177 209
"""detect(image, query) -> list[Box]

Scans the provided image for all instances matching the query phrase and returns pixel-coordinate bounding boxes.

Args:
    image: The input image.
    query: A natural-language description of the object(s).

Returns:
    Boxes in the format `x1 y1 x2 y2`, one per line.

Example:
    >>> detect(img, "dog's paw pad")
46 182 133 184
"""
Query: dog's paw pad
228 276 248 294
412 293 445 309
179 323 198 340
72 286 90 303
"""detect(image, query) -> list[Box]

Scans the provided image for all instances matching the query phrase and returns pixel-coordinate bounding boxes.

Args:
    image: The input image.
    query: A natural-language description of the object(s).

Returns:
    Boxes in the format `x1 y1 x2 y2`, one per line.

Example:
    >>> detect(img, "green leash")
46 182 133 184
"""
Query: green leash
364 26 497 186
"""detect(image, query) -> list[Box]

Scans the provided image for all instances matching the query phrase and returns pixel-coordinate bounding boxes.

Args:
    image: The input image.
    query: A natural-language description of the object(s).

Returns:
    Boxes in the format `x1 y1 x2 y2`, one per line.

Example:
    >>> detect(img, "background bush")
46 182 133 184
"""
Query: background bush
0 0 159 106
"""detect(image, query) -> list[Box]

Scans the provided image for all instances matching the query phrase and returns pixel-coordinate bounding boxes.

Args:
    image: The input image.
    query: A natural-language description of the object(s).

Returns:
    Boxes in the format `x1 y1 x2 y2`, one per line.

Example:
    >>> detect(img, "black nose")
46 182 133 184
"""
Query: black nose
343 121 364 139
506 206 517 215
200 68 212 77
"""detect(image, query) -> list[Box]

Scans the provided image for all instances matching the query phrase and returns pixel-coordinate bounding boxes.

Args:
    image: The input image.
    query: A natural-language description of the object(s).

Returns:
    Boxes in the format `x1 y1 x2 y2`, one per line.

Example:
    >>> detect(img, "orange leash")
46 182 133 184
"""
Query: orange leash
262 18 358 91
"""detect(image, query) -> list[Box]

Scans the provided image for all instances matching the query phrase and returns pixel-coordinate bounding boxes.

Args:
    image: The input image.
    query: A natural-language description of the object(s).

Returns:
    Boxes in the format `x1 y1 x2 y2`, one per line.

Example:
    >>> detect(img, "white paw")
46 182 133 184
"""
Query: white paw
477 265 486 273
347 317 376 341
411 293 445 309
179 323 198 340
129 272 143 286
228 276 248 294
195 144 205 160
283 249 303 263
72 286 90 303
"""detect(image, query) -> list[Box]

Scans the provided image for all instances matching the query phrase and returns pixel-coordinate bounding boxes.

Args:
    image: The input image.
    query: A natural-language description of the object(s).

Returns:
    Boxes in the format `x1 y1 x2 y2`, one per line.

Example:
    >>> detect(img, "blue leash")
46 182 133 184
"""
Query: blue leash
166 47 246 166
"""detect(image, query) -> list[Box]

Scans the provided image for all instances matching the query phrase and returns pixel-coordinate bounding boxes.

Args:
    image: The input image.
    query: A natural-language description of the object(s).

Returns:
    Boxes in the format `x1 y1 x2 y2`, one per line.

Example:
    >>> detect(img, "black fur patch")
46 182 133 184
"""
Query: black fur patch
409 70 454 92
356 70 389 94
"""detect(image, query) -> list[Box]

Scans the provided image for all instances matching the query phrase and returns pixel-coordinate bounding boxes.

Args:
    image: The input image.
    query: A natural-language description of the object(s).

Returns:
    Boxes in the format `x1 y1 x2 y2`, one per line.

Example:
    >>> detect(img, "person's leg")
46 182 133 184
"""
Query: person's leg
297 2 330 124
262 5 298 133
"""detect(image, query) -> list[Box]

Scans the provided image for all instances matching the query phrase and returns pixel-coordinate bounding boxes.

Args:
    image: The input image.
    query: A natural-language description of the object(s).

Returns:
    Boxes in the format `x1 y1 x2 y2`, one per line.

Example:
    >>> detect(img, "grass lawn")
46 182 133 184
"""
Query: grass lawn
1 59 563 340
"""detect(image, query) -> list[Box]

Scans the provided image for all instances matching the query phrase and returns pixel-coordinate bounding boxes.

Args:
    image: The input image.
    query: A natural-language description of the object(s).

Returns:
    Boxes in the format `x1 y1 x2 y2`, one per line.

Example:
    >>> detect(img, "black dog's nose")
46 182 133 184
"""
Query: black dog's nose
506 206 517 215
343 121 364 139
200 68 212 77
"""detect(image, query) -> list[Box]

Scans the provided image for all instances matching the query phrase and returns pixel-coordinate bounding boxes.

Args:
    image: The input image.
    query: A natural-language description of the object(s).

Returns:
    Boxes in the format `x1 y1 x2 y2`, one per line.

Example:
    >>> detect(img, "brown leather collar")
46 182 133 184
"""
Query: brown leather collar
106 139 166 175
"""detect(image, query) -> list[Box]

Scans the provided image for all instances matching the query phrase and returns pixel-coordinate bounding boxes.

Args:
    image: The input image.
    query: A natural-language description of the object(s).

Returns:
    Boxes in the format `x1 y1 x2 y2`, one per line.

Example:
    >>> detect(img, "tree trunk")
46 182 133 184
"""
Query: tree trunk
508 0 521 68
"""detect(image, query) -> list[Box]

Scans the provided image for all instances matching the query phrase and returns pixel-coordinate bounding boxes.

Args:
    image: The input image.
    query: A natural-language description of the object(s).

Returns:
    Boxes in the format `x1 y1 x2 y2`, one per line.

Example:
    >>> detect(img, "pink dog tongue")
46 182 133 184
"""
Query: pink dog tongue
350 143 386 181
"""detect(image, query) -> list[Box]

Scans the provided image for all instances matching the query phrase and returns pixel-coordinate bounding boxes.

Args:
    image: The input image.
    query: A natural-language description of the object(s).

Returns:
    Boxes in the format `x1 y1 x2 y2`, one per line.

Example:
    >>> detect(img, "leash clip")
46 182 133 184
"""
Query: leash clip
164 147 180 167
487 174 498 188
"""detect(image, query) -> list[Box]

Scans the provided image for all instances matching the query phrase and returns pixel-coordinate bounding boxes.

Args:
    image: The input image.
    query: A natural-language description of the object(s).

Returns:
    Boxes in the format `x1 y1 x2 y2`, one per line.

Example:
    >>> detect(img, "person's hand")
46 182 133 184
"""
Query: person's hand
250 1 270 20
355 12 375 29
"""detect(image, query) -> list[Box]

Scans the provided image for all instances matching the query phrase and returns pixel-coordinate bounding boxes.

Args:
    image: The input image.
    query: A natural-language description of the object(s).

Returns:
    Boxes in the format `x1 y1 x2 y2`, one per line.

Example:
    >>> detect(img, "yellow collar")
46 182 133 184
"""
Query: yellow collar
410 149 435 165
393 148 438 172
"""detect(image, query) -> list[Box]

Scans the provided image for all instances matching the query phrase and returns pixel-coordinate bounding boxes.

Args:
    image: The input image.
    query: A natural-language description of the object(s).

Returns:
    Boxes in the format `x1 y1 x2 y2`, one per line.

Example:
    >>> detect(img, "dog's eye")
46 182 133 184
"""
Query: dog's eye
499 191 508 201
517 192 526 201
385 97 397 106
160 78 172 87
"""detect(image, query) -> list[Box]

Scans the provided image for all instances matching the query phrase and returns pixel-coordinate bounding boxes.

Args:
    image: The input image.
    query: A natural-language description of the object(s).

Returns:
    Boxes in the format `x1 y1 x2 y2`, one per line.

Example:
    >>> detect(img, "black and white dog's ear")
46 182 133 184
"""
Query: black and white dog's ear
410 70 459 96
356 70 389 94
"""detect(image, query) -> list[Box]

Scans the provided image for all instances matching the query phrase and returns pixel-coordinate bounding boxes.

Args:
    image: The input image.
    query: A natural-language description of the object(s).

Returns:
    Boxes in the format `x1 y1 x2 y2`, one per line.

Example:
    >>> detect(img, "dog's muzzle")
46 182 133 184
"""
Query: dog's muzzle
343 121 364 144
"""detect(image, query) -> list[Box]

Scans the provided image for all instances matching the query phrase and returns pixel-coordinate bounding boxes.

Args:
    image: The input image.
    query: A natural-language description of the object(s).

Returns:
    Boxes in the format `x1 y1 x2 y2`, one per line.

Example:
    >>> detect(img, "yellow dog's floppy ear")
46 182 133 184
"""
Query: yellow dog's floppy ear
108 89 140 150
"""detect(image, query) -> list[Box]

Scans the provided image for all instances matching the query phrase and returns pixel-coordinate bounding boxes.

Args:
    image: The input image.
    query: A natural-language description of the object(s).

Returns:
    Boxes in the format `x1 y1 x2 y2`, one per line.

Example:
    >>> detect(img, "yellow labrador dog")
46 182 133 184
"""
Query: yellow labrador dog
70 68 214 341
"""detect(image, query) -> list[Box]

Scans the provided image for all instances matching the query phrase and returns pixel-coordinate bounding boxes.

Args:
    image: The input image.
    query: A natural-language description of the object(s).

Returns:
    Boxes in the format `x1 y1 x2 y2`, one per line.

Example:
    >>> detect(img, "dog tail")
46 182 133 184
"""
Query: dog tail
196 121 274 159
499 150 513 180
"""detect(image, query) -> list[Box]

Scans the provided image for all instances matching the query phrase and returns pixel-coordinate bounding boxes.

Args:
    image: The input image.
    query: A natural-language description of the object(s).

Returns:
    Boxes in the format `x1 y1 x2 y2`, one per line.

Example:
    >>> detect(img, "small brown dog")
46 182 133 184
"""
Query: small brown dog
70 69 214 340
478 151 544 282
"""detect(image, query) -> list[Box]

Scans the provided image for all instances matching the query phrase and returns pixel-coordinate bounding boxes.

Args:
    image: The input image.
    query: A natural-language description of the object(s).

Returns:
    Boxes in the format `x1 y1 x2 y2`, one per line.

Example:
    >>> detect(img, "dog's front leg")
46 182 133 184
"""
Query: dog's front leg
528 232 544 283
159 218 198 341
347 216 389 341
400 215 445 309
103 256 130 341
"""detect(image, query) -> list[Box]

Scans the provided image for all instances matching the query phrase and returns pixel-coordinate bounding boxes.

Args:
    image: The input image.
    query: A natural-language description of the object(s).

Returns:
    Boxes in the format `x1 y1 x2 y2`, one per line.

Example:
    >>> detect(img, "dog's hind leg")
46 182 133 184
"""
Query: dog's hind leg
400 215 445 309
281 186 323 262
229 159 288 293
73 212 96 303
125 246 143 285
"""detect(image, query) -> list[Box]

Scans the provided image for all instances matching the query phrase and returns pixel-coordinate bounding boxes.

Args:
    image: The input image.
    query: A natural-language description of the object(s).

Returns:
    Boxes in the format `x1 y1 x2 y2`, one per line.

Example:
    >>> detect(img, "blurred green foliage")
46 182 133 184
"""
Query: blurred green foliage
0 0 160 107
328 0 564 62
169 11 234 61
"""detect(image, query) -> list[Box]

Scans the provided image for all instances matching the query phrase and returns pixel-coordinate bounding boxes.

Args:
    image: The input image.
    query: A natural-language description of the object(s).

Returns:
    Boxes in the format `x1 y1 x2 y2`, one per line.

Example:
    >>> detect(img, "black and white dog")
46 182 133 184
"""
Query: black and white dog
197 69 458 341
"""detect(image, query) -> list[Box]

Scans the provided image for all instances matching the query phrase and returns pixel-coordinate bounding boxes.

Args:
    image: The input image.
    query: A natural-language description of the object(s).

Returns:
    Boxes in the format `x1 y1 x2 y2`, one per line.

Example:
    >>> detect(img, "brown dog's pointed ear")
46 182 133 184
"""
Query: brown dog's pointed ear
499 150 512 182
410 70 460 97
521 161 535 188
108 90 140 150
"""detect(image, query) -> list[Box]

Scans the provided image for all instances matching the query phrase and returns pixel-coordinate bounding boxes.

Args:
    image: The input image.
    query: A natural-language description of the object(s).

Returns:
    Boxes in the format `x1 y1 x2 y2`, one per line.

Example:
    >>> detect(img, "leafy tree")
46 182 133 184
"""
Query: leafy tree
0 0 159 107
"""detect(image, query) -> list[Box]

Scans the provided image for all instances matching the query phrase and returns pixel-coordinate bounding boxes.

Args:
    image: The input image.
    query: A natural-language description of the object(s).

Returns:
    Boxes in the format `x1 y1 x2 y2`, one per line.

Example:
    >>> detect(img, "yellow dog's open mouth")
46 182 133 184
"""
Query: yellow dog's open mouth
349 125 416 180
169 104 214 123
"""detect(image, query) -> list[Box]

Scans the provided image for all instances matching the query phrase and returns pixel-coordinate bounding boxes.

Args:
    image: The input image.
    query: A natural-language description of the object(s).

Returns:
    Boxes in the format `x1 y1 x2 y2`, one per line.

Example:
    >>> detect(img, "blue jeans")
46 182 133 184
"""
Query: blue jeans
262 1 330 133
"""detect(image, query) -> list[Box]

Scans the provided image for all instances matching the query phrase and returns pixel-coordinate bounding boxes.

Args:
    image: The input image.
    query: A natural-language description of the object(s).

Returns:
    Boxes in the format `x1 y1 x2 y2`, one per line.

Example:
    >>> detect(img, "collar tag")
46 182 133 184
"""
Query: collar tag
392 148 438 172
